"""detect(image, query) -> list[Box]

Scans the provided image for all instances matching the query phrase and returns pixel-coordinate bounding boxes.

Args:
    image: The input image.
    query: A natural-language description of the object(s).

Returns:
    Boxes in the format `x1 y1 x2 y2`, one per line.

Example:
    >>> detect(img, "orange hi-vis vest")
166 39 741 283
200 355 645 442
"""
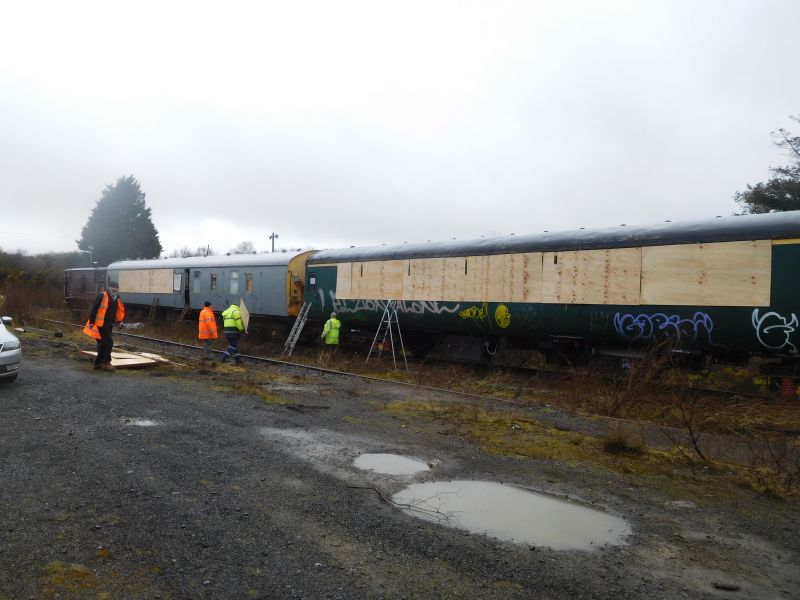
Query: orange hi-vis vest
198 306 218 340
82 292 125 339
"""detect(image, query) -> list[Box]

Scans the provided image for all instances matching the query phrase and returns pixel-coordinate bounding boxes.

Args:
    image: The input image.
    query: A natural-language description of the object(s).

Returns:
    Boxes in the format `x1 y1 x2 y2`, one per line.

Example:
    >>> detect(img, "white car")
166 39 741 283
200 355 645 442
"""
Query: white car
0 316 21 383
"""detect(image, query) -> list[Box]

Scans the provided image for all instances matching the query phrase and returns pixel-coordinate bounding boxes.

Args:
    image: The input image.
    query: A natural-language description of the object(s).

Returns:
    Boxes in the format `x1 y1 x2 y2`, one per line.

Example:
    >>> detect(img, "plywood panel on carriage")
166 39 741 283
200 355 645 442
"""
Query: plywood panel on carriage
335 262 352 299
487 252 543 303
541 248 641 305
379 260 404 299
463 256 489 302
343 260 405 300
640 240 771 306
119 269 173 294
403 258 446 301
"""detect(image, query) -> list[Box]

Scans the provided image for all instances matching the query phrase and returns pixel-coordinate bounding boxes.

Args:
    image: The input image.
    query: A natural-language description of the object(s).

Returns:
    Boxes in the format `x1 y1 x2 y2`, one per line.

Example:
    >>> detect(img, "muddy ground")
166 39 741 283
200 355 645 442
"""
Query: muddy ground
0 333 798 599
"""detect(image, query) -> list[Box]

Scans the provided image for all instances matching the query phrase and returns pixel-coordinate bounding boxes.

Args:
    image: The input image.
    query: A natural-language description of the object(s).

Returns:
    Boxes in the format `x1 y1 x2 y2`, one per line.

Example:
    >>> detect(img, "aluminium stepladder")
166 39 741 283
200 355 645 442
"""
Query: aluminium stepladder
365 300 408 370
283 302 312 355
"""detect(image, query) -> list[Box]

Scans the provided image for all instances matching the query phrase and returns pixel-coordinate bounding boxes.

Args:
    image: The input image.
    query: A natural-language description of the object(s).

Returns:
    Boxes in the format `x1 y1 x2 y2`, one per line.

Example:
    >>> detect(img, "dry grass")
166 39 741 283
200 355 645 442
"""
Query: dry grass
388 398 800 502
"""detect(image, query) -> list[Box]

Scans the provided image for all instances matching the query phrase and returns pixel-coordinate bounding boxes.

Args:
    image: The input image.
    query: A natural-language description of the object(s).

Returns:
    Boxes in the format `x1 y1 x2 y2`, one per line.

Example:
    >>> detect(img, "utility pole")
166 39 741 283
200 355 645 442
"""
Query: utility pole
269 232 279 253
78 245 94 267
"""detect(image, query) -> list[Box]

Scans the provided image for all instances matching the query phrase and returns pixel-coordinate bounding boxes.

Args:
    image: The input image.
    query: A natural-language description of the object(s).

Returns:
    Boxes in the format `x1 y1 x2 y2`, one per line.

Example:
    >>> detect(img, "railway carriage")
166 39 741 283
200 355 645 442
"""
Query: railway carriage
305 212 800 362
64 267 107 305
107 251 314 317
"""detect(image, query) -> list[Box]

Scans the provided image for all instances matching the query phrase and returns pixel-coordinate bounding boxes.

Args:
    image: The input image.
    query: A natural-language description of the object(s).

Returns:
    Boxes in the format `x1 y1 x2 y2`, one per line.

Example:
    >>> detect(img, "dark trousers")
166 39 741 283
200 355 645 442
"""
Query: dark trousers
220 332 242 363
95 327 114 365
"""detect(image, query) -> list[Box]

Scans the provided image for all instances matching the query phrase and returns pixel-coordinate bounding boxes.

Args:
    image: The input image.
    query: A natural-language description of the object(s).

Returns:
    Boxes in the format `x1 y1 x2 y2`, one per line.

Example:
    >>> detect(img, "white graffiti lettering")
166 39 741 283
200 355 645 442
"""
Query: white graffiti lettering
752 309 798 352
326 291 460 316
613 311 715 345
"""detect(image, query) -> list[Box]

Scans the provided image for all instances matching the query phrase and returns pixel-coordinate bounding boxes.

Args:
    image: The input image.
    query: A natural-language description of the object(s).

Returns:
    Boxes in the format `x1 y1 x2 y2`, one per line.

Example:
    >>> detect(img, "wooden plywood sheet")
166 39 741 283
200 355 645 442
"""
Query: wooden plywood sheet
335 263 352 299
349 262 362 299
463 256 489 302
641 240 771 306
443 258 465 301
403 258 445 301
542 248 641 305
359 262 383 299
239 298 250 331
380 260 404 299
119 269 173 293
81 350 158 368
487 252 543 303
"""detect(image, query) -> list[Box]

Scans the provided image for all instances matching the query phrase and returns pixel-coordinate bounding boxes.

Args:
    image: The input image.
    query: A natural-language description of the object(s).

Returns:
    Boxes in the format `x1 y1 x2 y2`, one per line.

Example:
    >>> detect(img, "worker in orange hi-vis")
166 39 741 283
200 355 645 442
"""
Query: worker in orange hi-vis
82 281 125 371
198 301 219 364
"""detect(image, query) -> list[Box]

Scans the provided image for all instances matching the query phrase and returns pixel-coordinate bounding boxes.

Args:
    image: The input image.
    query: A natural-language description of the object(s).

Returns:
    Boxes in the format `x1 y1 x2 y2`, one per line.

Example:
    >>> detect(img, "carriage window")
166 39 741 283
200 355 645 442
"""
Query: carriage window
193 271 200 294
79 276 87 293
210 273 217 291
94 270 105 283
245 273 253 293
229 271 239 295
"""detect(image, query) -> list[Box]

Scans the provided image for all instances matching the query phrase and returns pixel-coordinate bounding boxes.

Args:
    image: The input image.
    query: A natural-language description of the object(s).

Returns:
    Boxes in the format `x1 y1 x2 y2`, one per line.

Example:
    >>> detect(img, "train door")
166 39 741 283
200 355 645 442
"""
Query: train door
184 268 191 306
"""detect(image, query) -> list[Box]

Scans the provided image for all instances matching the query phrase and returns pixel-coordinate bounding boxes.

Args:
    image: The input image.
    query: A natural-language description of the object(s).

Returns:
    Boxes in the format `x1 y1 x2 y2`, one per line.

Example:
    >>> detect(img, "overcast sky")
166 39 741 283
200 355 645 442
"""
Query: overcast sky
2 0 798 257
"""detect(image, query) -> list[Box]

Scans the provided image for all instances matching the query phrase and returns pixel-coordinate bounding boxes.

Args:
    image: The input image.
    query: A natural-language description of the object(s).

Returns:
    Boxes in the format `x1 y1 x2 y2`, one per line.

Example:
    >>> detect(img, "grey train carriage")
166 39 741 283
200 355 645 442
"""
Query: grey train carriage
106 251 314 318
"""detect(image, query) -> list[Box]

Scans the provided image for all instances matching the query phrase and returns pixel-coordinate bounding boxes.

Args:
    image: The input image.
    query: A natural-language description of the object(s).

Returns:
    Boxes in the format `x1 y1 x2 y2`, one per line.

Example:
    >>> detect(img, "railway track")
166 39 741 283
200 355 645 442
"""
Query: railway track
34 318 518 402
34 317 781 404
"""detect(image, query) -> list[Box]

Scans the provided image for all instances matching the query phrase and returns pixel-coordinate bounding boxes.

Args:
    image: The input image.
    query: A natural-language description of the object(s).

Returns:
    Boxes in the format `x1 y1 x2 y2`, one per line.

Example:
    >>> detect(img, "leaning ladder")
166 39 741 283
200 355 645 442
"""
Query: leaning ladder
177 303 190 322
365 300 408 370
147 297 160 322
283 302 312 355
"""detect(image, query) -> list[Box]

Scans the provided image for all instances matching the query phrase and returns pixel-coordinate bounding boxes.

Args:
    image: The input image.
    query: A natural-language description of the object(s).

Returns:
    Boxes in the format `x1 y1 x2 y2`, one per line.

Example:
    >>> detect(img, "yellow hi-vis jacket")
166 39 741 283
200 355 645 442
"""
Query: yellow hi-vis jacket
222 304 245 332
321 317 341 345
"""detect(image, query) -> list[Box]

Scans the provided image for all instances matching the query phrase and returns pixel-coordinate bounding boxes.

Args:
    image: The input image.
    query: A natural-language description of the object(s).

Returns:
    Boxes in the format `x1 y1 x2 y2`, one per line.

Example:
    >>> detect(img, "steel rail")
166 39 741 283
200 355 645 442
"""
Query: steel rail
35 318 773 402
34 318 510 402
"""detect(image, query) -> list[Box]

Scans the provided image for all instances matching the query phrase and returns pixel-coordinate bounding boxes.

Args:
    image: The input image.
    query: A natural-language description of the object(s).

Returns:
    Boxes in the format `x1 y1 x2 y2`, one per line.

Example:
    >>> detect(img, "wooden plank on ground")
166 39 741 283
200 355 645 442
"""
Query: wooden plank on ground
80 350 158 368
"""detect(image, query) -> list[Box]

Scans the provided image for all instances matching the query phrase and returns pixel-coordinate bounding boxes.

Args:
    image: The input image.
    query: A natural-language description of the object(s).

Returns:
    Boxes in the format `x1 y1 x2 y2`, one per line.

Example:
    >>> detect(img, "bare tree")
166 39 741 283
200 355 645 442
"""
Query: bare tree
230 241 256 254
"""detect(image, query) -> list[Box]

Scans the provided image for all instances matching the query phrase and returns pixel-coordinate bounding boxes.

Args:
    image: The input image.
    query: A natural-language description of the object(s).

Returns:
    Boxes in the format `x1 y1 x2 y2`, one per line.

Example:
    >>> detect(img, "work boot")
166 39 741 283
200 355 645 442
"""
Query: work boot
100 363 115 371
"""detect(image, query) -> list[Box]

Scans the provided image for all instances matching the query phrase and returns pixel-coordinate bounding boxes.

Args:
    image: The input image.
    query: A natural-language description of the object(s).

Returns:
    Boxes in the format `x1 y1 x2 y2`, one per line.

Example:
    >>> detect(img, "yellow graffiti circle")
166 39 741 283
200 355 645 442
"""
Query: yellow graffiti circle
494 304 511 328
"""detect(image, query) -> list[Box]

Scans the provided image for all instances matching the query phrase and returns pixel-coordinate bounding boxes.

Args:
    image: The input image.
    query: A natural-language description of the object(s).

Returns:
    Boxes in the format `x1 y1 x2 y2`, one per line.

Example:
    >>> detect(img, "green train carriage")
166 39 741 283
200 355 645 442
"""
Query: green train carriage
304 212 800 362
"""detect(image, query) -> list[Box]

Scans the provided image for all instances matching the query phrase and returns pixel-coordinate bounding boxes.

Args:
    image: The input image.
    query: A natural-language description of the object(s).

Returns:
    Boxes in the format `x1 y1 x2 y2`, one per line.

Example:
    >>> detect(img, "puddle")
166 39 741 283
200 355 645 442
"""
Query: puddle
392 481 630 550
123 418 159 427
353 453 431 475
259 427 316 441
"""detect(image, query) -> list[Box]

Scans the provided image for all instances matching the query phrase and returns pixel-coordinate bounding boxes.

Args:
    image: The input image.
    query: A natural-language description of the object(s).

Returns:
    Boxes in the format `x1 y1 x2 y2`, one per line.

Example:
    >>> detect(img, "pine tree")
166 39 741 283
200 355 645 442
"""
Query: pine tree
735 115 800 214
77 176 162 265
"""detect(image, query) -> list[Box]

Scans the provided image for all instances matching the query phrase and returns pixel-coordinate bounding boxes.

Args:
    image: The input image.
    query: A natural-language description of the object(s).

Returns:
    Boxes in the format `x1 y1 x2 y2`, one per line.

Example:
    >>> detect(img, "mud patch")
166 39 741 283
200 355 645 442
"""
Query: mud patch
393 480 631 550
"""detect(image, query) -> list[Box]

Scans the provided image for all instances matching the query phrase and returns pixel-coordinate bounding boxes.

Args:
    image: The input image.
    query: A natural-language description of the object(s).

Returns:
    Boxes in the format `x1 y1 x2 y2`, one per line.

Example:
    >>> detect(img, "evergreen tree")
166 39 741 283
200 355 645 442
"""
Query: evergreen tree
735 115 800 213
77 176 162 265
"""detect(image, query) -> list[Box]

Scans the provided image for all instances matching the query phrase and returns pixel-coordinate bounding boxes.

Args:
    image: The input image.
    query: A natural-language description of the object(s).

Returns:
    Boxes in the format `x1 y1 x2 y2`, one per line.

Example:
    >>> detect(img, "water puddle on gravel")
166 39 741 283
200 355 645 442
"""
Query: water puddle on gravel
123 419 159 427
393 481 631 550
353 453 431 475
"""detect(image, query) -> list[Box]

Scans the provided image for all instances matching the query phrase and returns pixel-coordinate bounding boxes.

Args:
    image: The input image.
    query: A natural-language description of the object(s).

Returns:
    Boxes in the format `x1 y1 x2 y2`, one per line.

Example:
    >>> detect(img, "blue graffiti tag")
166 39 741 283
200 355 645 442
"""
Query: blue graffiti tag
613 311 715 345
